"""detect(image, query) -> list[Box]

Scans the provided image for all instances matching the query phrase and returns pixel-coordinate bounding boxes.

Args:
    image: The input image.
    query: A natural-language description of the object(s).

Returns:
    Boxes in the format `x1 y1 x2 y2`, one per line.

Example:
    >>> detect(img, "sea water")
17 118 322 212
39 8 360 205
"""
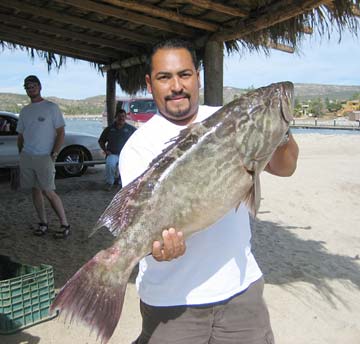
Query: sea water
65 118 103 136
65 118 360 137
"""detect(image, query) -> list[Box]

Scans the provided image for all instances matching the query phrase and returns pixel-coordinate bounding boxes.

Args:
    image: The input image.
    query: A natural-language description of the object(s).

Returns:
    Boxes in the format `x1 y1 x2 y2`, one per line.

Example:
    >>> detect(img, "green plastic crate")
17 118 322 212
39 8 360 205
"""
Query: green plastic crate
0 255 57 334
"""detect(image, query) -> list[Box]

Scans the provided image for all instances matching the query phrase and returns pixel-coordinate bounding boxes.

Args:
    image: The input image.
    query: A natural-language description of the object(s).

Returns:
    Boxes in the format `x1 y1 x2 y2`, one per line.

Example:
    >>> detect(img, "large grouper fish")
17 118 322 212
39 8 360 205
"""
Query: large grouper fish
50 81 294 343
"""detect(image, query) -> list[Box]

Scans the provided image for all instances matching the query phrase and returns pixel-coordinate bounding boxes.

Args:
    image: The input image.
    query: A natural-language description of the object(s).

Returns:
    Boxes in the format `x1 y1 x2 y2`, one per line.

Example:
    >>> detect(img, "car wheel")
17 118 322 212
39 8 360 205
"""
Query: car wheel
56 147 90 177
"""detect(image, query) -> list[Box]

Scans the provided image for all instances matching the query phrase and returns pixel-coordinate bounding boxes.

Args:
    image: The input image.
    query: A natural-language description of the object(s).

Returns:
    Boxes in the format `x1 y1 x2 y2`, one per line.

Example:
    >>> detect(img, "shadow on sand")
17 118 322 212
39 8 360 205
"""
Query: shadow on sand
250 216 360 307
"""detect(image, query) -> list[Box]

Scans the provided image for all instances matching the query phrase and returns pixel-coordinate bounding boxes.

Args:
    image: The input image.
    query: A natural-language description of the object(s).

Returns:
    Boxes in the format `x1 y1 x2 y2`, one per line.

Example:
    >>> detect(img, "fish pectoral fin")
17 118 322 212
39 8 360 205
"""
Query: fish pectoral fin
243 171 261 217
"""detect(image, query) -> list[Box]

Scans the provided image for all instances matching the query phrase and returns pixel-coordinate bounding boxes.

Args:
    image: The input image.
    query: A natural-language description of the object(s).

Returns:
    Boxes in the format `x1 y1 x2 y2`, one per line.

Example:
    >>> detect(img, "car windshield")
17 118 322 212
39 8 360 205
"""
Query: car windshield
130 100 157 113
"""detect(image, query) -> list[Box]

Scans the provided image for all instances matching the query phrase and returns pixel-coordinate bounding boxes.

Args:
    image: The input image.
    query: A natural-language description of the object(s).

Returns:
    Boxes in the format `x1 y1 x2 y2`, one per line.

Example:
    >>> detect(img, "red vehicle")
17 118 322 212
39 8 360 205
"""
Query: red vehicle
102 98 157 128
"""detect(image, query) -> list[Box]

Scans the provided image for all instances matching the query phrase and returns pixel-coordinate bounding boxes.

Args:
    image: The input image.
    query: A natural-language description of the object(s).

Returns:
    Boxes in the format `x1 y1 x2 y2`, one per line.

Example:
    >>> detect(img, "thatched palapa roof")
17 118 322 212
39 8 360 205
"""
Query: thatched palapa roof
0 0 359 94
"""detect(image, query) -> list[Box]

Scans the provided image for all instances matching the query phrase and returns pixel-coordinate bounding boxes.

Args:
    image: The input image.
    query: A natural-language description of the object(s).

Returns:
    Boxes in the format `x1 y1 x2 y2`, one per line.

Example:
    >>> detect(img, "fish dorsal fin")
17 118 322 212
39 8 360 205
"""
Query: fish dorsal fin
92 123 206 238
147 108 231 168
91 176 145 237
242 170 261 217
148 123 202 167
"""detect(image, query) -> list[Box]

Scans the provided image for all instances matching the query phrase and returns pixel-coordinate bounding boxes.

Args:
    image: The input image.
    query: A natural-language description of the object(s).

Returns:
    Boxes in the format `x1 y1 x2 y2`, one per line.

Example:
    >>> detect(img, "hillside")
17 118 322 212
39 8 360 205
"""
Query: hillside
1 83 360 115
293 83 360 101
200 83 360 104
0 93 106 115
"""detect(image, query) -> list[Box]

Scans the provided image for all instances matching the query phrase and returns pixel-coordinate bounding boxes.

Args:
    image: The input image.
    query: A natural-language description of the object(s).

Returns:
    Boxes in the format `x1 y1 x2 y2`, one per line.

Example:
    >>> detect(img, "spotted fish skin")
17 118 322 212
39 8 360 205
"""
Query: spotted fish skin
50 81 294 344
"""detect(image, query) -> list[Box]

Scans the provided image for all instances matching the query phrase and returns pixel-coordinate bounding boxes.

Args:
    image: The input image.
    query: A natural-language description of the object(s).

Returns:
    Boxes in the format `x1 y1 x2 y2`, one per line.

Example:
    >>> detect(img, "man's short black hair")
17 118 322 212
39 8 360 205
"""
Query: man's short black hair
146 39 199 75
115 109 126 117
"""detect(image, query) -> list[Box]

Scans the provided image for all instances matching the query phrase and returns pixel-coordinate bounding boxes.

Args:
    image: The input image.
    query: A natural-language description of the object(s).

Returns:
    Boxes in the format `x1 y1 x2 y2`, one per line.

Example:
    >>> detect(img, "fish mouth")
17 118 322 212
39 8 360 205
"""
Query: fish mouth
279 82 294 123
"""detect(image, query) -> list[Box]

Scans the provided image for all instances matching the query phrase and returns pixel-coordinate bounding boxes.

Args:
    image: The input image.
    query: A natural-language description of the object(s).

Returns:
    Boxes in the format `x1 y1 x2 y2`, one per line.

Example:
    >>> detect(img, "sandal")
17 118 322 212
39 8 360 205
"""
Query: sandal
34 223 48 236
54 224 71 239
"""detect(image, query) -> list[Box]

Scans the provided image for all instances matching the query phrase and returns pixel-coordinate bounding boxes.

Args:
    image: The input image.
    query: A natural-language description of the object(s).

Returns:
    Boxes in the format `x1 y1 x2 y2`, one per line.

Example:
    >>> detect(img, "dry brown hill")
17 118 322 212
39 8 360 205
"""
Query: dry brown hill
2 84 360 115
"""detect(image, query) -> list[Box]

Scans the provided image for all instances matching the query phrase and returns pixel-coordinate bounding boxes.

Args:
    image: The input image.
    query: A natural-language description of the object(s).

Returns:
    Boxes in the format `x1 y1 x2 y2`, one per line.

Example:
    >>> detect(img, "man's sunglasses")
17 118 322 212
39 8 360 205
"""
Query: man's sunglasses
24 84 39 90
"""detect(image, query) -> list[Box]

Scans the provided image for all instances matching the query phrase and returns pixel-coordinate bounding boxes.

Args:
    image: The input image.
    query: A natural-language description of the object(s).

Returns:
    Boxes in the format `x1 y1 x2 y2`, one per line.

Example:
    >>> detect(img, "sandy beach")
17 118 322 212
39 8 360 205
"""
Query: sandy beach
0 133 359 344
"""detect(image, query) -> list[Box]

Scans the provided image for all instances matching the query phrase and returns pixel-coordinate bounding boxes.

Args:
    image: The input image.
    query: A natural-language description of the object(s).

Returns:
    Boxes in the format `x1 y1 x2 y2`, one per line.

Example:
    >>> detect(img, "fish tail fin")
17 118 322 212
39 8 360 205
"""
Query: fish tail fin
50 247 131 344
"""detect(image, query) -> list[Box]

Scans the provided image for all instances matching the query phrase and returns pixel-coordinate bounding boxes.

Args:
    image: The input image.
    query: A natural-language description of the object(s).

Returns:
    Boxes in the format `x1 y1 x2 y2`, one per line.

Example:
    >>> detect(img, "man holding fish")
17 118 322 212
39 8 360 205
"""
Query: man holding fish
51 39 299 344
120 39 299 343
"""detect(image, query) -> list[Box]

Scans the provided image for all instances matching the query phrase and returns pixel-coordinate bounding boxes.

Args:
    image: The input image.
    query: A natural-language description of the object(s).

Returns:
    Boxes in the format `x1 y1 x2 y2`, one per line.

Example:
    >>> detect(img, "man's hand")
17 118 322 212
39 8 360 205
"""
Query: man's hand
265 133 299 177
152 228 186 261
51 151 58 161
102 149 111 156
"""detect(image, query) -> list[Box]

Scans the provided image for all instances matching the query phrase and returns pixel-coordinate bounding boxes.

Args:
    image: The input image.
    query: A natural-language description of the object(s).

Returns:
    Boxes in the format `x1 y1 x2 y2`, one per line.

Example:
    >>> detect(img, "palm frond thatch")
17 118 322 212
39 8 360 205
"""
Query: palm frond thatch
0 0 358 94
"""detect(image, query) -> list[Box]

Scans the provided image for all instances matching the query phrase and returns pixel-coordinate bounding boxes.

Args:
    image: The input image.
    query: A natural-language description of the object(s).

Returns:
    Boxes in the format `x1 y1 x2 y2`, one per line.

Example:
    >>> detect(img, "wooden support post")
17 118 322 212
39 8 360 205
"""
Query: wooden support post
106 69 116 126
204 40 223 106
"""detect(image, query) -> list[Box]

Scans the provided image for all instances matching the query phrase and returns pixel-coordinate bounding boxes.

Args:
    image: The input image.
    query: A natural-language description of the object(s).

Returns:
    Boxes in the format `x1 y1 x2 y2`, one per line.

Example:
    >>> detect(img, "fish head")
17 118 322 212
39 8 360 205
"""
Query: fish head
247 81 294 128
230 81 294 172
277 81 294 123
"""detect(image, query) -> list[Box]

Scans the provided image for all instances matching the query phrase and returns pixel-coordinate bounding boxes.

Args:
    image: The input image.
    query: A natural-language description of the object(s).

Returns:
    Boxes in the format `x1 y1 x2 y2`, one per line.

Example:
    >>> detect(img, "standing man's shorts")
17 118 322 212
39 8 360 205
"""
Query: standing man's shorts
19 152 56 191
133 277 274 344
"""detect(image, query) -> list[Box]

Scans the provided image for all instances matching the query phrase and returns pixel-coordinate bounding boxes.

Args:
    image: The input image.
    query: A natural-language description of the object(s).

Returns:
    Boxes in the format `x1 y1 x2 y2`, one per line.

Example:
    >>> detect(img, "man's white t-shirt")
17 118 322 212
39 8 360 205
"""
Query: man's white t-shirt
120 105 262 307
17 100 65 155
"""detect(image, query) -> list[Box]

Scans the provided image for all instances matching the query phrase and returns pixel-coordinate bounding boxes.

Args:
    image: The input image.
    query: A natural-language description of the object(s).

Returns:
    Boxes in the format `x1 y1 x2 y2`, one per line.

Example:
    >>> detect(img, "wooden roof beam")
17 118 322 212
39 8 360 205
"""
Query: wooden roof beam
101 55 148 72
57 0 199 36
241 34 296 54
0 23 120 60
351 4 360 17
211 0 328 42
102 0 219 31
266 40 295 53
183 0 249 17
322 0 360 16
0 35 108 64
301 26 313 34
101 38 295 73
1 0 156 44
0 13 140 55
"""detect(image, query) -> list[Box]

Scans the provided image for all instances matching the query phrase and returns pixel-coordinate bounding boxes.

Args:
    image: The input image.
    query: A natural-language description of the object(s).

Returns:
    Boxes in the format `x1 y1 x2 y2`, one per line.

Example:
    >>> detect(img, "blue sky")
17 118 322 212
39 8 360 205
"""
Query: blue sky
0 30 359 100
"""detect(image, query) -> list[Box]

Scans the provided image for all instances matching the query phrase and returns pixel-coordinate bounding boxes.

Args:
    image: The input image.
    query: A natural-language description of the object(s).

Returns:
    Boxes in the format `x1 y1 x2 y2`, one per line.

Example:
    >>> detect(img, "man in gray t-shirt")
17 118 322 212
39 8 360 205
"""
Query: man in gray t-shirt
17 75 70 238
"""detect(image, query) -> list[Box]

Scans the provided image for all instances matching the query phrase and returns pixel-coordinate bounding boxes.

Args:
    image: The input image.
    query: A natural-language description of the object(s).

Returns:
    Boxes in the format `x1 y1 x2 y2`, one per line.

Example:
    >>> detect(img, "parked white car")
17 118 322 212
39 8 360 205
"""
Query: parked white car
0 111 104 177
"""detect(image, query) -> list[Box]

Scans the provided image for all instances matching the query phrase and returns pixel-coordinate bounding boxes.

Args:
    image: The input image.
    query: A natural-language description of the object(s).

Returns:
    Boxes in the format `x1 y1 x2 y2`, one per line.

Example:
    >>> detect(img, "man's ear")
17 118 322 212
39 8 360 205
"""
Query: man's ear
197 70 201 89
145 74 152 94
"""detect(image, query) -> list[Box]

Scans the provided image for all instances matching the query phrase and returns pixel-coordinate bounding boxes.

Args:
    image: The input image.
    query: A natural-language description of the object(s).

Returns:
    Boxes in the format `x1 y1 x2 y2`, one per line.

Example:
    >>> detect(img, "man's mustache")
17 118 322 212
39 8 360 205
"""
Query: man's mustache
165 92 190 101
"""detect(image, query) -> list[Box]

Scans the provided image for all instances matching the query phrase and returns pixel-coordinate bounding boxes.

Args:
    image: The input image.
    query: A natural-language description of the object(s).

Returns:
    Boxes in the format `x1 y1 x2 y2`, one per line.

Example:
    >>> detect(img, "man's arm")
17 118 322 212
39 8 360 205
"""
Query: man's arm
98 128 110 155
153 133 299 262
51 126 65 160
265 133 299 177
17 133 24 153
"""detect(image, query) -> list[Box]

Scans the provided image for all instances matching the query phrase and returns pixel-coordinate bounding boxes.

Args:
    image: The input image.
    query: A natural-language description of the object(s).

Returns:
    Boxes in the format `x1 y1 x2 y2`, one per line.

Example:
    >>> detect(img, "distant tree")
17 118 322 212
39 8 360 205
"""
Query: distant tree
294 98 303 117
245 85 255 91
325 97 330 109
3 105 22 113
350 92 360 100
309 97 325 117
325 98 342 113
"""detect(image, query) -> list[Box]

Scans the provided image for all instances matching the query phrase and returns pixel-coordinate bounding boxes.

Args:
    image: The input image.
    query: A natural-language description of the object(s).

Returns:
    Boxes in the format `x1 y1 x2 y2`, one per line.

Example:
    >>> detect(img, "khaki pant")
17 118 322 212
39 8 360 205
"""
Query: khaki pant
133 277 274 344
19 152 56 191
